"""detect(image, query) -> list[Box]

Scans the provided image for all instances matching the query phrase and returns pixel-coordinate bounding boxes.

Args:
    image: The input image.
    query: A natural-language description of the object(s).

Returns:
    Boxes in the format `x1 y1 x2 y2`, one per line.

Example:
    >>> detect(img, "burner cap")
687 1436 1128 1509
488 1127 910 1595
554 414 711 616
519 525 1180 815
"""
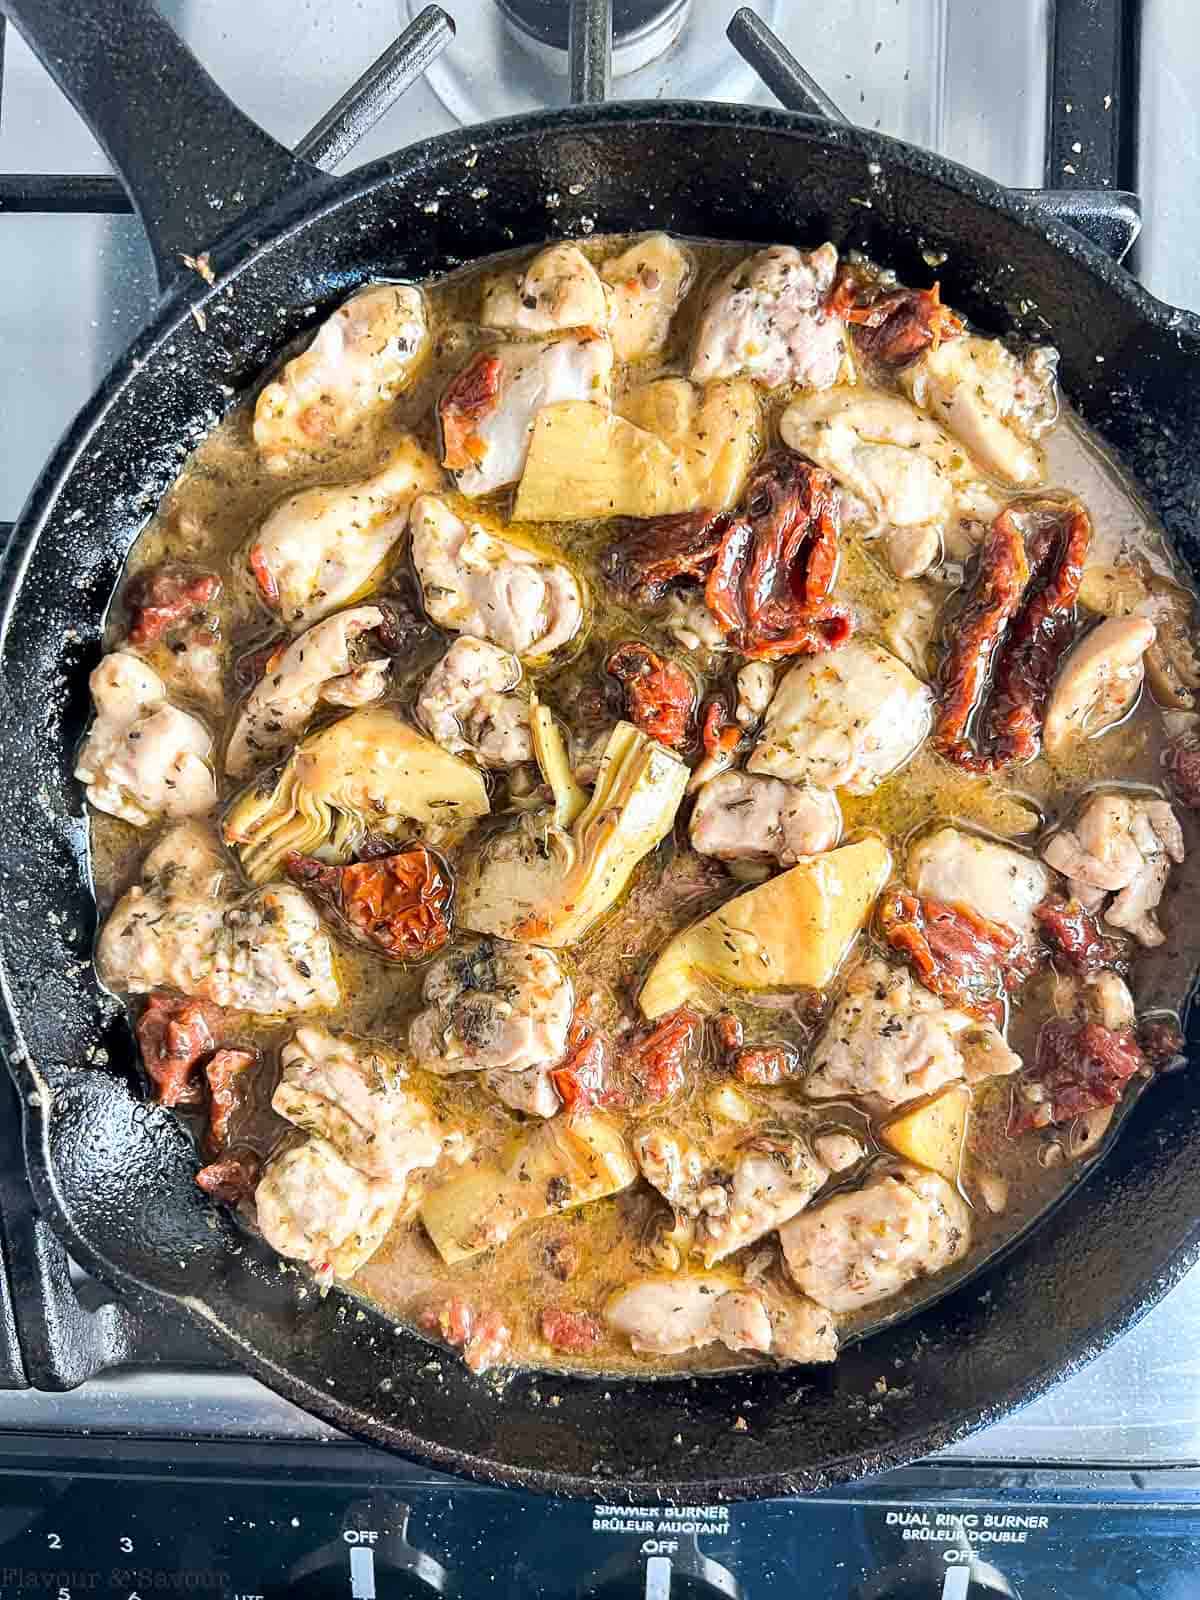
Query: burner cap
497 0 689 51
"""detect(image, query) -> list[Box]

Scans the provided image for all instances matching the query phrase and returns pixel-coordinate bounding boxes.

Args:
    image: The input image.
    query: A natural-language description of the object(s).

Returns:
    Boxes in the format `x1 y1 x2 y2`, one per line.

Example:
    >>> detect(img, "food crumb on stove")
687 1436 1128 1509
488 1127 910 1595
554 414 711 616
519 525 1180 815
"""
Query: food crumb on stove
733 1415 748 1432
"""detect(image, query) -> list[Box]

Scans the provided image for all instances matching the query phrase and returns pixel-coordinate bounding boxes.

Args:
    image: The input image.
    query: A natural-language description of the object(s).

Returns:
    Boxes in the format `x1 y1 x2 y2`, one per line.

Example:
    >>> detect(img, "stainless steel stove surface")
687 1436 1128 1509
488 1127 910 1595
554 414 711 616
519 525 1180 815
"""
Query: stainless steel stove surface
2 1 1200 1578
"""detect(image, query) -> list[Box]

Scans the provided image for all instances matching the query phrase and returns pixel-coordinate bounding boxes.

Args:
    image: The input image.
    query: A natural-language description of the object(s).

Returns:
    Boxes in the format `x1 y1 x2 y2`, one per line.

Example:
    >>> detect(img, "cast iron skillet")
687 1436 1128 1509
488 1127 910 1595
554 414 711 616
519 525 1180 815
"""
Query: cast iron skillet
3 0 1200 1500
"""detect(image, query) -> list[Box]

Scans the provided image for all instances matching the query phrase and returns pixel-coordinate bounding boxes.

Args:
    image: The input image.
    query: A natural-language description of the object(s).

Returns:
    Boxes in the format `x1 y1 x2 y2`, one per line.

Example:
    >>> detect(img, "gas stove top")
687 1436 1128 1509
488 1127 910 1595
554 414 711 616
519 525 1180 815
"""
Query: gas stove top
2 0 1200 1592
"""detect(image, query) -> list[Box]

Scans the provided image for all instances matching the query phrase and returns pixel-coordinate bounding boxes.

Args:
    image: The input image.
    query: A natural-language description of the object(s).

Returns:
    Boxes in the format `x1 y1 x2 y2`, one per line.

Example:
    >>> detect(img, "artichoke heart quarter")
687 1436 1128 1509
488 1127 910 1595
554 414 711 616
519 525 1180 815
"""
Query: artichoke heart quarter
458 720 688 946
224 706 490 884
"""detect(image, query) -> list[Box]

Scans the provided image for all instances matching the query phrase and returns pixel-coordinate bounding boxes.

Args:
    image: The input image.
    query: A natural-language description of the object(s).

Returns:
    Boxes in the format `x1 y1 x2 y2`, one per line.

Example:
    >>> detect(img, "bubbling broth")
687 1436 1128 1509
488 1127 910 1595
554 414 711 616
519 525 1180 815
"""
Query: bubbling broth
85 233 1199 1378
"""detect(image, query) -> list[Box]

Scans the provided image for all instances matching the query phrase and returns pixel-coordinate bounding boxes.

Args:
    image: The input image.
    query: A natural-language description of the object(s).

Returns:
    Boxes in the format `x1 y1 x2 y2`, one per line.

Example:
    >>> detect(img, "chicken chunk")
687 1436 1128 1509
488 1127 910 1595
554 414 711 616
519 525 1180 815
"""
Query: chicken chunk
605 1275 773 1357
1042 793 1184 947
253 284 428 474
780 389 1001 576
901 335 1058 487
410 494 583 658
97 824 338 1014
1042 616 1155 754
747 639 934 795
636 1124 832 1265
484 1067 561 1119
780 1162 971 1314
247 436 441 631
75 652 216 827
409 940 573 1077
908 826 1051 942
225 606 389 778
805 958 1019 1109
440 333 613 498
255 1137 401 1284
600 233 694 361
415 636 532 768
273 1025 458 1180
689 770 842 864
480 242 610 336
691 243 848 391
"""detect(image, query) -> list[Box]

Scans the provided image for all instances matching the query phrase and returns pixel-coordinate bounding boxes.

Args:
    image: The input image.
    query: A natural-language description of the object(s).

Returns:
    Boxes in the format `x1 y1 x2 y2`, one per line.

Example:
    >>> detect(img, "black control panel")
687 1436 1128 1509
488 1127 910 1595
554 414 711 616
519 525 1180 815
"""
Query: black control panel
0 1441 1198 1600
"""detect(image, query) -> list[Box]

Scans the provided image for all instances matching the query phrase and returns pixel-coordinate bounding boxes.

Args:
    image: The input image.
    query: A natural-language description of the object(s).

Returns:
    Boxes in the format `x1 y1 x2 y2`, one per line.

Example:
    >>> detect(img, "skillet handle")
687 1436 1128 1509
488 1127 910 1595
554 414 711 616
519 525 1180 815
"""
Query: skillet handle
1 0 330 292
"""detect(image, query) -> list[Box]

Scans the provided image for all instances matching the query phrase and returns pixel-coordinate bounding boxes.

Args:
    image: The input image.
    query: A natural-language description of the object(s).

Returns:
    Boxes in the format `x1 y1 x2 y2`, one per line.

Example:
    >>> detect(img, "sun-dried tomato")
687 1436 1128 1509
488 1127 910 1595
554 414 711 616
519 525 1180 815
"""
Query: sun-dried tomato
611 1006 702 1109
704 452 851 661
1012 1019 1147 1133
247 543 280 607
439 353 502 471
606 642 695 749
1165 735 1200 809
136 994 221 1107
1034 895 1127 976
541 1307 602 1354
711 1010 744 1059
286 845 453 961
701 699 740 758
203 1048 259 1157
195 1149 261 1205
845 280 964 368
602 508 733 606
549 1010 614 1113
879 888 1033 1025
125 566 221 647
733 1043 800 1086
1138 1017 1185 1070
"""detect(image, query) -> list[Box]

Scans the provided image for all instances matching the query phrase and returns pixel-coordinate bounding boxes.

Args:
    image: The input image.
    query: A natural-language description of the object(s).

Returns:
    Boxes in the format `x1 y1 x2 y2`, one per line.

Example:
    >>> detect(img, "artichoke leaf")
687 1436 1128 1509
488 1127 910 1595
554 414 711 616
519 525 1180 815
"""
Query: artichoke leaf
459 719 688 946
224 706 489 884
530 694 588 828
513 401 701 522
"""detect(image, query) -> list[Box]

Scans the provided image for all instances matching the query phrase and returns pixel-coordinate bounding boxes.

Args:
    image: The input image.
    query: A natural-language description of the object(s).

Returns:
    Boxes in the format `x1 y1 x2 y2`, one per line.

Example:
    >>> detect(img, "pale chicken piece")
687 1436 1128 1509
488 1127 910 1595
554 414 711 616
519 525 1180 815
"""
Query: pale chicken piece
480 243 610 336
811 1130 867 1172
689 770 842 864
484 1067 561 1119
255 1137 402 1284
901 335 1058 487
747 639 934 795
767 1292 839 1363
617 377 760 509
805 958 1019 1109
780 1162 971 1315
273 1025 457 1180
636 1125 833 1266
690 243 848 391
442 334 614 498
600 233 695 361
247 436 441 631
253 284 428 474
881 584 938 680
735 661 775 726
605 1275 773 1357
225 606 389 779
75 651 216 827
415 636 532 769
97 824 338 1014
780 389 1001 576
409 494 583 658
907 826 1051 941
1042 616 1155 754
1042 793 1185 947
409 940 574 1077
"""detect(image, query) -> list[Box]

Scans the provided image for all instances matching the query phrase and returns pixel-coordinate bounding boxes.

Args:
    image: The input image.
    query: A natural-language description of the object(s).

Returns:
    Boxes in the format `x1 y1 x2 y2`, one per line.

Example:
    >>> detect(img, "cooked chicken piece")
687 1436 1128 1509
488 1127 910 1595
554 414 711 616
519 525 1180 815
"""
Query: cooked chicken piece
409 495 583 658
901 336 1058 487
805 958 1019 1109
767 1291 839 1363
780 389 1000 575
691 243 848 391
747 639 934 795
247 436 441 631
481 243 610 336
409 941 574 1078
600 233 694 361
636 1124 832 1265
1043 616 1155 755
225 606 389 779
780 1162 971 1314
617 377 760 509
881 584 938 679
147 628 226 713
255 1137 401 1284
1077 563 1200 712
1042 793 1184 947
97 824 338 1014
689 770 842 864
605 1275 773 1356
907 826 1051 941
1083 969 1137 1032
812 1130 867 1172
441 334 613 498
484 1067 561 1119
273 1025 458 1180
415 636 532 768
75 651 216 827
253 284 429 474
735 662 775 726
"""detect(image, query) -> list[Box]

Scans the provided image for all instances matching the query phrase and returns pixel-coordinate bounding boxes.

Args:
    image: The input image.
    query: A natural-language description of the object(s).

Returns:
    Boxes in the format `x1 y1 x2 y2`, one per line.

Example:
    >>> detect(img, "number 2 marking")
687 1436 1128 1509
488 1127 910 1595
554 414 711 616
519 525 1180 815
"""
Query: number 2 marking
47 1535 62 1551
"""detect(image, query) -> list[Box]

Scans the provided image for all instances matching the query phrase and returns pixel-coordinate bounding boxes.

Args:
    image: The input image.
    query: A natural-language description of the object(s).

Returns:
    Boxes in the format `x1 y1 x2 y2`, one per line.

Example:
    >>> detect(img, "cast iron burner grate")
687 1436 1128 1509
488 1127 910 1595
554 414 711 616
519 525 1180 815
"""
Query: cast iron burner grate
0 0 1143 1392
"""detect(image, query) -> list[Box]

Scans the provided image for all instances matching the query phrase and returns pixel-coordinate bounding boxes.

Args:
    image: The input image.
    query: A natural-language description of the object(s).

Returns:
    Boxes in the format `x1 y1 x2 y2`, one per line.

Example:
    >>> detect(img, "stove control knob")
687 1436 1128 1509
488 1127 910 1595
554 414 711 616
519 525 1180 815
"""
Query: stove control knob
577 1535 739 1600
860 1559 1020 1600
285 1497 450 1600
